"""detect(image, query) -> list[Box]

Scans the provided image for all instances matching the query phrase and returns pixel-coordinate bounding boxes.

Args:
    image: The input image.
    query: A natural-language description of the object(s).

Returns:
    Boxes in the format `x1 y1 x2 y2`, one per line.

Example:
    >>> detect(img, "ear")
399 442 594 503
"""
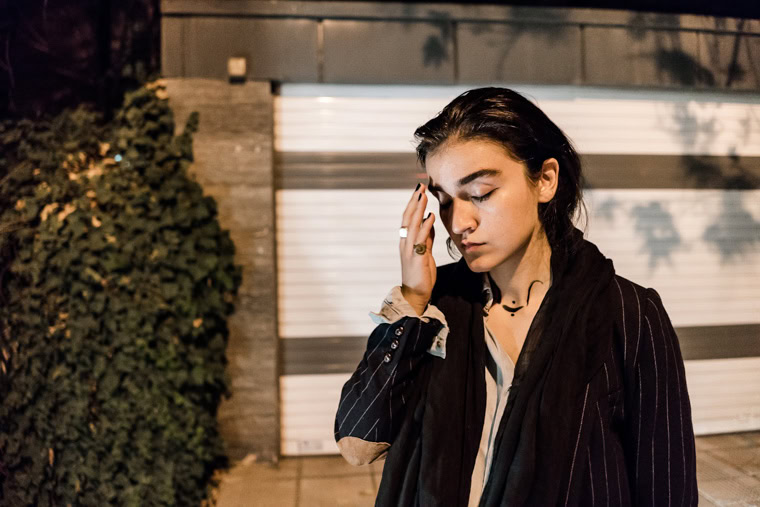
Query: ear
537 158 559 204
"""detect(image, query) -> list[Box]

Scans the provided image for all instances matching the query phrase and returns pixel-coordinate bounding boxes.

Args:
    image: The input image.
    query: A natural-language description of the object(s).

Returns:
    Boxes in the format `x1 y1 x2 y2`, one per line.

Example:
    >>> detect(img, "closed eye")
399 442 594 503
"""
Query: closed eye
472 189 495 202
437 189 495 209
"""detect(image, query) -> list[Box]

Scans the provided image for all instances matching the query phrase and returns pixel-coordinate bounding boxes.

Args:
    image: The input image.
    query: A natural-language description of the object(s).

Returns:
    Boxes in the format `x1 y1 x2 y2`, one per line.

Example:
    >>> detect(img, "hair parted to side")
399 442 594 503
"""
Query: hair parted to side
414 87 586 260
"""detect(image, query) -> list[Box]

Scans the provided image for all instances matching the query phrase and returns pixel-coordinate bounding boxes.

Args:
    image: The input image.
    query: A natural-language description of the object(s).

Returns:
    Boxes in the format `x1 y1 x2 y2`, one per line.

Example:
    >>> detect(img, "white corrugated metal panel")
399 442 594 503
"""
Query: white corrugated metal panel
279 358 760 455
280 374 344 456
685 358 760 435
276 84 760 457
276 189 760 338
275 84 760 155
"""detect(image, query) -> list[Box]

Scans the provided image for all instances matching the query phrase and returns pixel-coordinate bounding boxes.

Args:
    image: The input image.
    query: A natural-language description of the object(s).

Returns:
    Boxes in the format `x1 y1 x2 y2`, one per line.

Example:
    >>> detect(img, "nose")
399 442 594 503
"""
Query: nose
450 199 478 236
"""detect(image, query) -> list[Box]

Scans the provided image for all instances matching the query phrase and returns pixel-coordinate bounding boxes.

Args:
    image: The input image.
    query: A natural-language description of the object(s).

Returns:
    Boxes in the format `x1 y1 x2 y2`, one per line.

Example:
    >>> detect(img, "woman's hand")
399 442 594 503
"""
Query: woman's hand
399 183 437 316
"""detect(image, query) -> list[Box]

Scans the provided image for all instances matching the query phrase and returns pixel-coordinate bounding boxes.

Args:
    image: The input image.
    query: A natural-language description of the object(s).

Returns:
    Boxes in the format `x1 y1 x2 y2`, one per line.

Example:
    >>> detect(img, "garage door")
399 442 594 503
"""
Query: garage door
274 84 760 456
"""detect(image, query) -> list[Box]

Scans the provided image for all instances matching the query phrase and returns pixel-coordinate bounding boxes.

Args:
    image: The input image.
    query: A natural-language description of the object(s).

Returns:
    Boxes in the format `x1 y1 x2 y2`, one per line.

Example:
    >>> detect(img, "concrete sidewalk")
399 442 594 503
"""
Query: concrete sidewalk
215 431 760 506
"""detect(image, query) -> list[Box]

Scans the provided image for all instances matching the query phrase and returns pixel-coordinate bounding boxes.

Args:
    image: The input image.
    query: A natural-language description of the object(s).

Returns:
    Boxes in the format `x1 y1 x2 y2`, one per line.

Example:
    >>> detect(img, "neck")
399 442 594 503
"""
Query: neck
489 228 552 306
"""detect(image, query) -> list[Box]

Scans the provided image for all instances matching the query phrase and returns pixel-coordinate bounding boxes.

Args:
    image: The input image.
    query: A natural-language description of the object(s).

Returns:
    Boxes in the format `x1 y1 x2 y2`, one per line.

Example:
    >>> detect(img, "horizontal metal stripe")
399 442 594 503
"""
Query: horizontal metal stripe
280 324 760 375
275 152 760 190
281 336 368 376
676 325 760 360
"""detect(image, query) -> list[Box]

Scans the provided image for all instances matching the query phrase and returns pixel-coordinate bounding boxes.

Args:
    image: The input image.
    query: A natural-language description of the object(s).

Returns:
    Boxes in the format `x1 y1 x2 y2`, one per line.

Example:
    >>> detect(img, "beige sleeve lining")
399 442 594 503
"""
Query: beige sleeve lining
336 436 390 466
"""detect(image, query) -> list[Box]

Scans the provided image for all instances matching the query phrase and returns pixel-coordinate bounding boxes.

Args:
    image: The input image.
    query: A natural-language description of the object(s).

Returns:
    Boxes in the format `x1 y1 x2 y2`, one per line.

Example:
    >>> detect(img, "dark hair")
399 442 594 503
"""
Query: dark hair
414 87 585 259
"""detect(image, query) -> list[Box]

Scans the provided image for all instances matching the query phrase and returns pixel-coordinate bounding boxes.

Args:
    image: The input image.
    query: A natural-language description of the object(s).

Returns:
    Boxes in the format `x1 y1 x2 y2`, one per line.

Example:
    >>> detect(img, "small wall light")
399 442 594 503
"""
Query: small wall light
228 56 247 84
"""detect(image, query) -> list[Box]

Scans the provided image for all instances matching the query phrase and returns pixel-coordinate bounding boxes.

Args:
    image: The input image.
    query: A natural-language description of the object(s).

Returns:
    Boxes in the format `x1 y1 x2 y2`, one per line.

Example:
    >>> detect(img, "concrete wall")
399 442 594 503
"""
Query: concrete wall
165 79 279 463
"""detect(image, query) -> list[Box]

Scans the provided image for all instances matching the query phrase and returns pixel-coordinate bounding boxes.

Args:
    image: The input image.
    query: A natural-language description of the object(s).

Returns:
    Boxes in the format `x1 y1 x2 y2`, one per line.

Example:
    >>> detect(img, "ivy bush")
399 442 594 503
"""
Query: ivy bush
0 80 242 506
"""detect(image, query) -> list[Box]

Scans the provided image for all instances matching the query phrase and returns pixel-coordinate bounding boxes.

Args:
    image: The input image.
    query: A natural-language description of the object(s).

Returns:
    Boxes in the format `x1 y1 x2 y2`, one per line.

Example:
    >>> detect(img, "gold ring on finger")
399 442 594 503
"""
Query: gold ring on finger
413 243 427 255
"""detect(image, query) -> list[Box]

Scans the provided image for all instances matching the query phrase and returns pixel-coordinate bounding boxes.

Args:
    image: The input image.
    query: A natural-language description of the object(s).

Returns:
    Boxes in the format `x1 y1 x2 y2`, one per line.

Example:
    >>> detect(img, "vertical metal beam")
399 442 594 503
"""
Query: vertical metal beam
317 19 325 83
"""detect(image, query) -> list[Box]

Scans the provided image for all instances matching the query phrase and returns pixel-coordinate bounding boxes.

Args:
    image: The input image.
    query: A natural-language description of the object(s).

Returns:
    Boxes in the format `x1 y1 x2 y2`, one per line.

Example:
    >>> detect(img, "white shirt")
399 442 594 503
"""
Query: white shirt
468 273 515 506
370 273 513 506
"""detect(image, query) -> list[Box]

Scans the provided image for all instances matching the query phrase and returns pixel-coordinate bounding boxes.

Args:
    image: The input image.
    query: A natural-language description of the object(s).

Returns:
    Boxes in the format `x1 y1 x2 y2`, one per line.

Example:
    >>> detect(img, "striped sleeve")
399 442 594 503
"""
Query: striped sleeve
369 285 449 359
334 296 446 466
622 287 698 506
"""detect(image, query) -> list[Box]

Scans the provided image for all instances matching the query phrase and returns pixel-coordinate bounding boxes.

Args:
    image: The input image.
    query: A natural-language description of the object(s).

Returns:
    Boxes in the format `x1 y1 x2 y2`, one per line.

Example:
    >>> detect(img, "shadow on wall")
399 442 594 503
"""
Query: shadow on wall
594 189 759 270
631 202 683 269
703 193 760 261
628 13 750 88
683 156 760 261
627 13 759 268
422 10 453 68
461 10 572 75
395 4 454 68
595 195 621 222
416 7 572 71
682 155 758 190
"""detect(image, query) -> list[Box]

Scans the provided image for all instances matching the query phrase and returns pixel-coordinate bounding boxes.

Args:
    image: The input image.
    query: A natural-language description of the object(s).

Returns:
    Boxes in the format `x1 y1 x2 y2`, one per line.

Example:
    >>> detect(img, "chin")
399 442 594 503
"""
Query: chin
463 254 491 273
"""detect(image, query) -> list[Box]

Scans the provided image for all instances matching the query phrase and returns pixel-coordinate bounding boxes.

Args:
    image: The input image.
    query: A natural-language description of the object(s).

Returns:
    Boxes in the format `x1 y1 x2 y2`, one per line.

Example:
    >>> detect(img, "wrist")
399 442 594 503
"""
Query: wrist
400 286 429 316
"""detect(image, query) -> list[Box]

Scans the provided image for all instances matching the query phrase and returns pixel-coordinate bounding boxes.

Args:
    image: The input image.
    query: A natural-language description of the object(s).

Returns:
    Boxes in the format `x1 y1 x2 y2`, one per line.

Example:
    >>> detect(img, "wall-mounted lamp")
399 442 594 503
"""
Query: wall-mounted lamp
228 56 247 84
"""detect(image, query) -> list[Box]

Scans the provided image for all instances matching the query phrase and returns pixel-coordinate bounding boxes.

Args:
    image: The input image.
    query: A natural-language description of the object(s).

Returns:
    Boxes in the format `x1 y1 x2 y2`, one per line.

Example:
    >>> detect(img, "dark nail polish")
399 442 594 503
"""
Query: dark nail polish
415 183 421 191
418 193 422 201
425 212 431 220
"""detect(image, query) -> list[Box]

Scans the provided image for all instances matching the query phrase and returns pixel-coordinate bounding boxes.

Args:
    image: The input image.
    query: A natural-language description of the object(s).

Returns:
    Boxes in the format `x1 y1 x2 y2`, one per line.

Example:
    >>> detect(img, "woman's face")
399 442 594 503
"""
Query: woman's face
425 138 557 272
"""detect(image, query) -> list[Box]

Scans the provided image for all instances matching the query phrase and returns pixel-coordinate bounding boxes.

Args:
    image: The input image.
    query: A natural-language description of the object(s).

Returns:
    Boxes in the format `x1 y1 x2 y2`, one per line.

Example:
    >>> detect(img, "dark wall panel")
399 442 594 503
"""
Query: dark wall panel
281 324 760 375
458 22 582 84
275 152 760 190
161 17 184 78
584 26 701 87
184 18 319 81
162 0 760 91
322 20 455 84
697 32 760 90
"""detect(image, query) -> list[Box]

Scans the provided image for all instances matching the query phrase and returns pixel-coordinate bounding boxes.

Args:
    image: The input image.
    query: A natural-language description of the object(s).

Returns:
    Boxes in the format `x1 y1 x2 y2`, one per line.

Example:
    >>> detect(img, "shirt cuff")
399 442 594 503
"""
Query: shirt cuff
368 285 449 359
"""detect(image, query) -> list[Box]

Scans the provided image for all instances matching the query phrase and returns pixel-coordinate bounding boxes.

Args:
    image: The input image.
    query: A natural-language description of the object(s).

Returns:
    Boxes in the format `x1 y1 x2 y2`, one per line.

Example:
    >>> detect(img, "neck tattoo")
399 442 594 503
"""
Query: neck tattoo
502 280 544 317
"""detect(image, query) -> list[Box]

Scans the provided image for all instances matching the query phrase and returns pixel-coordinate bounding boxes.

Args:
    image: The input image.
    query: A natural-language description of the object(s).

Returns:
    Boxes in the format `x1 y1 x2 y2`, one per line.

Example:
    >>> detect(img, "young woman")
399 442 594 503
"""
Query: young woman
334 87 698 506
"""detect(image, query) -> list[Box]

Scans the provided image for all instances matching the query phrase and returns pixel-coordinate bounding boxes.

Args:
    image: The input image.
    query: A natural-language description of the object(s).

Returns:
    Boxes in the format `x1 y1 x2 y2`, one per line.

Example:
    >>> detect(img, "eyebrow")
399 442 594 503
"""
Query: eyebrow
427 168 502 194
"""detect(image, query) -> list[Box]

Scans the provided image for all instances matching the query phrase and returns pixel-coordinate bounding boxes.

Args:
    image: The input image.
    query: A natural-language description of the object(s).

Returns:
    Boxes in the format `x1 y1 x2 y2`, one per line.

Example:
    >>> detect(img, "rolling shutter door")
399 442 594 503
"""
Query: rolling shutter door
275 84 760 455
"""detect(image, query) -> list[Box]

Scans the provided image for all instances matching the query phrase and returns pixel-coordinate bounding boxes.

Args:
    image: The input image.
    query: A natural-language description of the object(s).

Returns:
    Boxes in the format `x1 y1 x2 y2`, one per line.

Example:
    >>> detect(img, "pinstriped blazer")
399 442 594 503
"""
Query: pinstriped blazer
335 262 699 506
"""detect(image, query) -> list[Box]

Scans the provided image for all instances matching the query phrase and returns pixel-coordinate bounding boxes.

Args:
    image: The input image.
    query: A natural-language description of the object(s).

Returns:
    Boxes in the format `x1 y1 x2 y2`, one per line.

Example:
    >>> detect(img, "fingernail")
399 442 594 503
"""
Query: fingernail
418 193 422 201
415 183 421 192
425 212 431 220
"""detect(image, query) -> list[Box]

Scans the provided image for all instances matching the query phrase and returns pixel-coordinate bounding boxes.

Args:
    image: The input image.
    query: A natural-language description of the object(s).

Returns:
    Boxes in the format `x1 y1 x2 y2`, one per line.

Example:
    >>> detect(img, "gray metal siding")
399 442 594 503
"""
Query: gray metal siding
183 17 320 82
273 85 760 453
323 20 456 84
281 325 760 375
457 22 583 85
274 152 760 190
161 1 760 91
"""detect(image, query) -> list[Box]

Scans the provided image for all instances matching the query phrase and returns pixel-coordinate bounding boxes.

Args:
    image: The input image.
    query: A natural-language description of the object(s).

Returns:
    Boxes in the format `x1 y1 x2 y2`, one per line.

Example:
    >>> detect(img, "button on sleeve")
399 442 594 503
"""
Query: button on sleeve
368 285 450 360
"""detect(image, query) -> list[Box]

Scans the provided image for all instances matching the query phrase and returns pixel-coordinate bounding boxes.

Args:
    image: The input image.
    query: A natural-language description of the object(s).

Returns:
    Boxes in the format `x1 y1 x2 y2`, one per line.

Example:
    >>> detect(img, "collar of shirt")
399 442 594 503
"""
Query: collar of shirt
481 273 495 315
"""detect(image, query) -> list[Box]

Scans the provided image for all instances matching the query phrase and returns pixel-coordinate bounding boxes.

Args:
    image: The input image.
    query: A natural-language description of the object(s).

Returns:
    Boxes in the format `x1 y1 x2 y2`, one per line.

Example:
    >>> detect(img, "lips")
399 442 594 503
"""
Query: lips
463 242 484 251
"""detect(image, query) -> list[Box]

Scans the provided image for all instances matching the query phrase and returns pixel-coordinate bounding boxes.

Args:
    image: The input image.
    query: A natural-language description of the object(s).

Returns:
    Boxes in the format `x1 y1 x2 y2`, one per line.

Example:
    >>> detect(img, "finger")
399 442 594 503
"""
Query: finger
427 215 436 251
400 183 425 232
406 213 434 263
404 187 428 250
415 212 435 249
426 220 436 279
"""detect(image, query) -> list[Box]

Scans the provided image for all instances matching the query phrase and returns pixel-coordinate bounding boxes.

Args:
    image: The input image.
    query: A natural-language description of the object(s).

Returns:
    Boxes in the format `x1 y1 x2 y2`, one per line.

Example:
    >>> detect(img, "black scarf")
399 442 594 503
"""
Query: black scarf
376 228 616 506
